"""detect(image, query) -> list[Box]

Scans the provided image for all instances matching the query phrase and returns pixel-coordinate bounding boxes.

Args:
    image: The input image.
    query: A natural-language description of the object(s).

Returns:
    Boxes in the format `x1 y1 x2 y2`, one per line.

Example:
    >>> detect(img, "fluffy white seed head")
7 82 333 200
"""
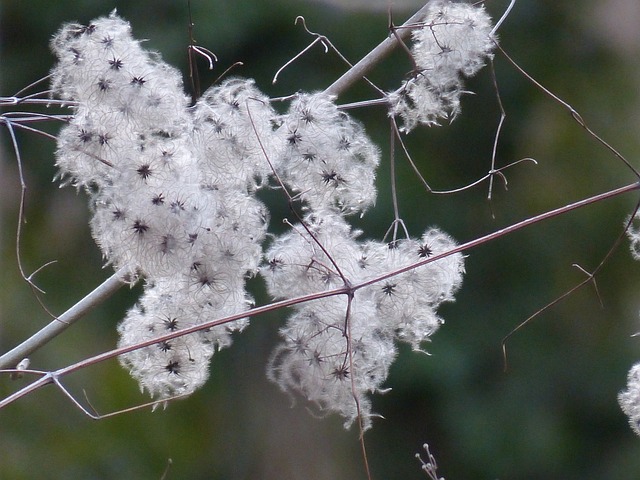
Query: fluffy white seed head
388 1 495 132
192 78 282 189
276 93 380 214
50 11 467 421
51 13 270 401
51 12 192 188
619 363 640 436
265 214 464 427
626 214 640 260
267 298 396 429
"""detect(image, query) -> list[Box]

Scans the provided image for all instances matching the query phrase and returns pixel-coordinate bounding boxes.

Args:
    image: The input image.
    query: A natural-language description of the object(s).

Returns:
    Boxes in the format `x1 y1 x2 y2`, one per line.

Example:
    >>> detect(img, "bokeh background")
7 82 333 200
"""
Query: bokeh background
2 0 640 478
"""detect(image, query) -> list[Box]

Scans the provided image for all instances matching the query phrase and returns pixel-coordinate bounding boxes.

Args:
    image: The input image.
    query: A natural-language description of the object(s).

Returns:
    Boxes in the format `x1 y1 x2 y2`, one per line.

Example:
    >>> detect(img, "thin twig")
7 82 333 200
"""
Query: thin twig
12 74 53 98
388 117 402 241
501 198 640 370
497 44 640 180
213 62 244 85
78 388 191 420
487 57 507 205
430 158 537 195
2 117 44 297
275 15 384 97
490 0 516 37
390 115 432 192
342 291 373 480
273 33 328 85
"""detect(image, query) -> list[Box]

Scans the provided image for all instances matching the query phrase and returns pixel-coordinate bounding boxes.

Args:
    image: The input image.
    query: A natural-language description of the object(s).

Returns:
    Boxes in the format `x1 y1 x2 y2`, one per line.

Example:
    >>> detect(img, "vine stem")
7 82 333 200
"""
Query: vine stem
355 181 640 290
323 4 430 97
1 181 637 409
0 267 128 370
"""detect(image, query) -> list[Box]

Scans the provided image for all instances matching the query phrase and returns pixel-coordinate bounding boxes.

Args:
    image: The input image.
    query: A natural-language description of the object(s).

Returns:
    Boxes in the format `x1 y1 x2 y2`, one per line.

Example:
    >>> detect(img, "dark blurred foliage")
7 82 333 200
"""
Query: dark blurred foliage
2 1 640 478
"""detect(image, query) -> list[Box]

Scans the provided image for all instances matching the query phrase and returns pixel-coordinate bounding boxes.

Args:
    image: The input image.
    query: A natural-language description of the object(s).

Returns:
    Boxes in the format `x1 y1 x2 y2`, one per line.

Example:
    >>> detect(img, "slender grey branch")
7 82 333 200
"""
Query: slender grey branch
323 3 431 98
0 267 127 369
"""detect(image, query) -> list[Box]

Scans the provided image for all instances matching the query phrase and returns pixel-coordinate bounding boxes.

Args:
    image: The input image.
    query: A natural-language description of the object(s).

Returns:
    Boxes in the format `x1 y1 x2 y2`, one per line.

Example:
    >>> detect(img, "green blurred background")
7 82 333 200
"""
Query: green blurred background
2 0 640 478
